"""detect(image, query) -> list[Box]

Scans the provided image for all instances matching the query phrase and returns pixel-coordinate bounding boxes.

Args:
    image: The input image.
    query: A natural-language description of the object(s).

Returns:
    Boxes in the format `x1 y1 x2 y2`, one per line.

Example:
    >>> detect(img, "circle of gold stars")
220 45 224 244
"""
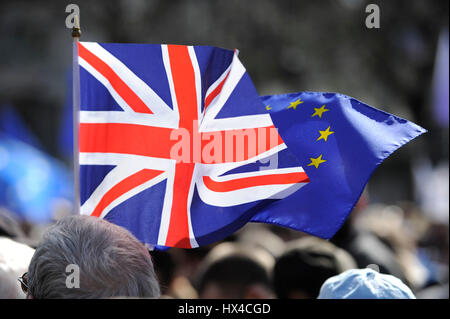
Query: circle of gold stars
264 98 335 169
309 103 333 168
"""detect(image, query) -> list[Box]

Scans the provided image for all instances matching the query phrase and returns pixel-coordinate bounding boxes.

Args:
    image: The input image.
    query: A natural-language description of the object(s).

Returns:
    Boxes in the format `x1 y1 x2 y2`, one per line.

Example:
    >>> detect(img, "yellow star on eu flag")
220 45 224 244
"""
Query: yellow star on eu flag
307 154 326 168
287 98 303 110
312 105 329 118
317 126 335 142
265 104 272 111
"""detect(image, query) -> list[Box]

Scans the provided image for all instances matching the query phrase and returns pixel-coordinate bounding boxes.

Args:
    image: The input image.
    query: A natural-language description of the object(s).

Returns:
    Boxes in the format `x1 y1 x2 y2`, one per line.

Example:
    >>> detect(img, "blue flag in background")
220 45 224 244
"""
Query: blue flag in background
0 134 73 223
0 106 73 223
431 29 449 128
0 105 42 149
250 92 426 239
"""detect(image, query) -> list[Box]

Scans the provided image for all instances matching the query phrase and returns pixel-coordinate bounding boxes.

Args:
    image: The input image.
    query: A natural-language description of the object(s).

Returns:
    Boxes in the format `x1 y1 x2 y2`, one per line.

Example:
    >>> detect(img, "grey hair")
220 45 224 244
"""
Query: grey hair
27 215 160 299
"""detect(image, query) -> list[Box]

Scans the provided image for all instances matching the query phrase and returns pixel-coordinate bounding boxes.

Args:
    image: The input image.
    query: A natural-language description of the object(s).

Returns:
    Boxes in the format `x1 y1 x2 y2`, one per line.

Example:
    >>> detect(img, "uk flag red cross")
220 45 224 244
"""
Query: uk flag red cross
77 42 309 248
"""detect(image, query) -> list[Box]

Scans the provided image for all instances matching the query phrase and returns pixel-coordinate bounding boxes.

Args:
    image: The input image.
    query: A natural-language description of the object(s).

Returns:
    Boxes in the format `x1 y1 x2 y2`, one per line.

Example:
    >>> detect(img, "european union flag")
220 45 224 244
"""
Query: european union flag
250 92 426 239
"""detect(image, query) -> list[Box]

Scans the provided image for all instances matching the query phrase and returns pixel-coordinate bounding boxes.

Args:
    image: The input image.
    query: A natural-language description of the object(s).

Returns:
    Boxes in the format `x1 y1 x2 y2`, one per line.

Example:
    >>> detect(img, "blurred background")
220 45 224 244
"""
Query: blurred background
0 0 448 299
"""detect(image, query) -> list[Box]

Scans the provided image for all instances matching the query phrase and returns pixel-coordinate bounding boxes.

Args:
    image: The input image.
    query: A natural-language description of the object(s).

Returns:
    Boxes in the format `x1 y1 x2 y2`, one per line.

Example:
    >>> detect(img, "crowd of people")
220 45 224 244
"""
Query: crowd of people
0 191 447 299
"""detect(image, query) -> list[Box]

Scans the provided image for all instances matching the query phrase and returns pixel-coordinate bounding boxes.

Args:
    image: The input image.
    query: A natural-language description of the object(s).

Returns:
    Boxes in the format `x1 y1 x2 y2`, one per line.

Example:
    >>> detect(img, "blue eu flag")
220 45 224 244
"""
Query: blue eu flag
250 92 426 239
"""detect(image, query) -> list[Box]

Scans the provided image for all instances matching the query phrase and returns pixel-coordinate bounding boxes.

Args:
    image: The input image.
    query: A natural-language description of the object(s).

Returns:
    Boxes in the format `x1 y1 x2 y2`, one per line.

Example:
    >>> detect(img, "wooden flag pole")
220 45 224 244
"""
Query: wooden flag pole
72 15 81 214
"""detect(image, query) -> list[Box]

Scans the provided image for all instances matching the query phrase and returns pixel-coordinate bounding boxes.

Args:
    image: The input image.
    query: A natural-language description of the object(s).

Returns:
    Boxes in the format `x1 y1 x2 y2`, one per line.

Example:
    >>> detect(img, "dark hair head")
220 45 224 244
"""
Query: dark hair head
196 242 274 298
27 215 160 299
273 237 356 299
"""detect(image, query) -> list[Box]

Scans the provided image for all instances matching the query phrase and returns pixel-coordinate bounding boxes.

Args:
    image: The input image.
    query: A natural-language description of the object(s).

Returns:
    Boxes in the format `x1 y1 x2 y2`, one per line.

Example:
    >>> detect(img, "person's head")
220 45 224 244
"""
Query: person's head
150 249 176 296
237 224 286 258
25 215 160 298
273 236 356 299
318 268 416 299
195 242 275 299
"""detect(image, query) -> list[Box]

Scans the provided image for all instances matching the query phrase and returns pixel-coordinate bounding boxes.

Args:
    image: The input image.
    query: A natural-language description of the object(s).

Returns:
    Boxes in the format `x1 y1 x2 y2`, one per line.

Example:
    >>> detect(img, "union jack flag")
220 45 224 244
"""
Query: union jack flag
77 42 309 248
